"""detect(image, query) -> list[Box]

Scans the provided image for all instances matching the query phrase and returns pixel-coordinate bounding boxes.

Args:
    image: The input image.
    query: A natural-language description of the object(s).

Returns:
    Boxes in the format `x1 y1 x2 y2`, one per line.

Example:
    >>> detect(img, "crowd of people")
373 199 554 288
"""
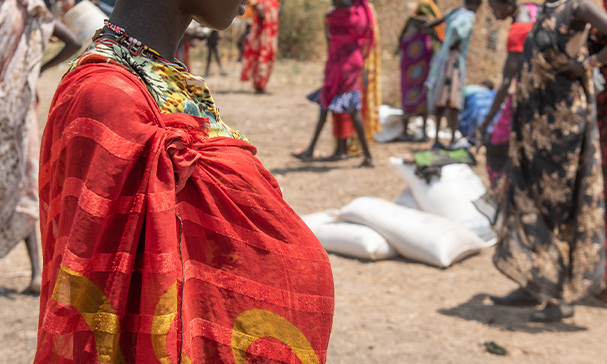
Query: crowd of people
1 0 607 361
295 0 607 322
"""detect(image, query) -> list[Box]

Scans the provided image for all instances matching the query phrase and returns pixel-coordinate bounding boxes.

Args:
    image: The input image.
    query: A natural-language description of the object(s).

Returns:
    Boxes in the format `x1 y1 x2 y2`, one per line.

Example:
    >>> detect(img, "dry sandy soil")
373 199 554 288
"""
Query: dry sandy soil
1 57 606 364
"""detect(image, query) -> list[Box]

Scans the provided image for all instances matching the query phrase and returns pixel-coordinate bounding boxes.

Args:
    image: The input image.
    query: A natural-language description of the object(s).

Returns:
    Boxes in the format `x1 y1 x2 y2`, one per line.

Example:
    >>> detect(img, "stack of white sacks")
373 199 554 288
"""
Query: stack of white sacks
301 159 497 268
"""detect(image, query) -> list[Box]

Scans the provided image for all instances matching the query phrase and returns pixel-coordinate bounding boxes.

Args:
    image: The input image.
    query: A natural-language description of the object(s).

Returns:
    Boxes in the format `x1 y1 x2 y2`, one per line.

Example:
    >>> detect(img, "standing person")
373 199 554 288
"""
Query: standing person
0 0 80 294
475 0 540 184
205 30 228 77
425 0 481 148
291 0 375 167
176 21 209 70
325 1 382 161
483 0 607 321
34 0 334 362
399 0 445 142
240 0 281 93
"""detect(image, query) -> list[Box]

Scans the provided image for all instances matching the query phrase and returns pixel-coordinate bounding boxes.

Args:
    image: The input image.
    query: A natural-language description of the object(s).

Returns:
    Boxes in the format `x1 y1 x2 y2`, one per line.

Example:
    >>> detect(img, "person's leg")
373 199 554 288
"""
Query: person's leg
349 110 373 167
24 229 41 294
434 107 444 146
400 113 414 142
323 138 349 161
205 44 213 76
292 110 329 161
448 107 459 145
213 46 227 76
421 110 429 141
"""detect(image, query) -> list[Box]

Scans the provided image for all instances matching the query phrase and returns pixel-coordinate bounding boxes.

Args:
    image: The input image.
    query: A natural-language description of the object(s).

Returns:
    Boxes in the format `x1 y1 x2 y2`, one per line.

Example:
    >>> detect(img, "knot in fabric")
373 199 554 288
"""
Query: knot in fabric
162 114 210 193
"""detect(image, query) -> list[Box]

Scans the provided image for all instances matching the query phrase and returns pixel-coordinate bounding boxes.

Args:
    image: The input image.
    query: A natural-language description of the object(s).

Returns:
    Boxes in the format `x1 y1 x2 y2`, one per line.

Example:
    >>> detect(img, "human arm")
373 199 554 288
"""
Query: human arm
423 16 445 29
476 52 522 139
421 16 446 42
557 0 607 78
40 21 81 74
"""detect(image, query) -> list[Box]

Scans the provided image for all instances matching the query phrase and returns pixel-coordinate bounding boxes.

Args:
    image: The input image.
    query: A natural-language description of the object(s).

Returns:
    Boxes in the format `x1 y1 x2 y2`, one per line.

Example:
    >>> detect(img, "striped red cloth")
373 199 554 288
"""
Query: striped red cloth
35 63 334 363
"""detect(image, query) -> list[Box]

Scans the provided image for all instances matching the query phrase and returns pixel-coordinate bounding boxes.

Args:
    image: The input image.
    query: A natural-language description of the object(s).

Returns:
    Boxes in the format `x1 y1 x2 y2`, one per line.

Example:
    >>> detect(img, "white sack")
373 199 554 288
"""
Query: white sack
339 197 493 268
301 211 398 261
394 187 420 210
374 105 404 143
390 158 493 238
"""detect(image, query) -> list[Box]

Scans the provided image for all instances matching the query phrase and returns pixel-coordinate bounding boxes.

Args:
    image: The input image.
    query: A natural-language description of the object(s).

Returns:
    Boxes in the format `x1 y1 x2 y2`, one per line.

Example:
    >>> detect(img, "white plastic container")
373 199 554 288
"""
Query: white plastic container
63 0 106 46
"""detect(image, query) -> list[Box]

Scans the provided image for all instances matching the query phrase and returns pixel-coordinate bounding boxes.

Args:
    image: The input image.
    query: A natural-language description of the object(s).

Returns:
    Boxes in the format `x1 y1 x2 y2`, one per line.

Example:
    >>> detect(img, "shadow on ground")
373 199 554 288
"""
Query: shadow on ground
0 286 21 300
270 164 345 176
438 294 588 333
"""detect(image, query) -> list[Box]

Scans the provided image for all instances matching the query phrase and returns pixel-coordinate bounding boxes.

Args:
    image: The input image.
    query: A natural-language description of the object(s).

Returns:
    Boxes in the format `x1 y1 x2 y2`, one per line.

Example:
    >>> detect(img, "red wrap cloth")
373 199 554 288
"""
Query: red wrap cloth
320 0 374 109
35 63 334 363
506 22 533 53
332 113 355 139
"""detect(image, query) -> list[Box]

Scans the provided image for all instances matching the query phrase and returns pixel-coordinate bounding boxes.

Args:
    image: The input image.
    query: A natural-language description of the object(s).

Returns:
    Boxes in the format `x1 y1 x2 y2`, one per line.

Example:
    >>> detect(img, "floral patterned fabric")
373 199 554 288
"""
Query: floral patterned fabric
67 38 248 141
240 0 279 91
489 0 605 304
399 0 444 115
0 0 54 258
588 7 607 301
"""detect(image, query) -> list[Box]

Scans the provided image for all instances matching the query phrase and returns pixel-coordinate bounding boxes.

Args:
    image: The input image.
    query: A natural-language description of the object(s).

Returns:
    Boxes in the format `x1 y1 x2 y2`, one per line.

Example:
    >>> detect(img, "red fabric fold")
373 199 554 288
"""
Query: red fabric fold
35 63 334 363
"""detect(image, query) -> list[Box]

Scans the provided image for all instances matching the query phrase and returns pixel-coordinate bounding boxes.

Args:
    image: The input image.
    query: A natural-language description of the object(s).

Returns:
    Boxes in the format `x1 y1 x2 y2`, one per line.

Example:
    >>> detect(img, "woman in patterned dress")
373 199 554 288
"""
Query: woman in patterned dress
588 0 607 304
240 0 281 93
0 0 80 294
399 0 445 142
484 0 607 321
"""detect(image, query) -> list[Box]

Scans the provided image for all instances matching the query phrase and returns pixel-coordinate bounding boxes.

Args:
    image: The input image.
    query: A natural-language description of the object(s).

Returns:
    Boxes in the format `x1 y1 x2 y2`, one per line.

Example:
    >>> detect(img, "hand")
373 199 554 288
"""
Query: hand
556 62 586 80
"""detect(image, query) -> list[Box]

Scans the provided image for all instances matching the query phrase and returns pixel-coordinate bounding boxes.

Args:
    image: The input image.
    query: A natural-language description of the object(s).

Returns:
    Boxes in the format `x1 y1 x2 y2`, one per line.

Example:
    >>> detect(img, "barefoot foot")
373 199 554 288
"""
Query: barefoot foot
291 149 314 161
359 157 375 168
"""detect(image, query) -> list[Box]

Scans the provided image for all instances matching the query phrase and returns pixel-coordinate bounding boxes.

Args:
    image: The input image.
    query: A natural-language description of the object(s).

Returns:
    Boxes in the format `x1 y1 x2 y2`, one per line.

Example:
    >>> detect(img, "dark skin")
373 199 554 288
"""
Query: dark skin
476 0 607 144
205 35 227 77
23 230 41 294
110 0 248 62
554 0 607 76
422 2 480 146
475 0 522 144
292 0 374 167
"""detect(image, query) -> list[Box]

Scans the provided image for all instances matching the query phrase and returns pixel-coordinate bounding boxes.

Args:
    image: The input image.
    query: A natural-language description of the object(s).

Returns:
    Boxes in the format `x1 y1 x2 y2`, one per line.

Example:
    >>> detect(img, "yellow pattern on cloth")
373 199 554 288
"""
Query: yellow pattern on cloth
347 3 382 154
362 3 382 143
66 38 248 142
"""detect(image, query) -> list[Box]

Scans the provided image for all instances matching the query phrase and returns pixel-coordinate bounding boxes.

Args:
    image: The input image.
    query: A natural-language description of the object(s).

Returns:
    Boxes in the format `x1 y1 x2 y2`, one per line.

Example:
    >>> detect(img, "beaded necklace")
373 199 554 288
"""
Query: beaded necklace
94 20 188 72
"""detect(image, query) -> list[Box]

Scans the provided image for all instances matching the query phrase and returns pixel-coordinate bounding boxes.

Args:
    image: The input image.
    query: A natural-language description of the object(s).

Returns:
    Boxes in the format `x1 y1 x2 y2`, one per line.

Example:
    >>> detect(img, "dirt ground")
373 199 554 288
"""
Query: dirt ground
1 57 606 364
